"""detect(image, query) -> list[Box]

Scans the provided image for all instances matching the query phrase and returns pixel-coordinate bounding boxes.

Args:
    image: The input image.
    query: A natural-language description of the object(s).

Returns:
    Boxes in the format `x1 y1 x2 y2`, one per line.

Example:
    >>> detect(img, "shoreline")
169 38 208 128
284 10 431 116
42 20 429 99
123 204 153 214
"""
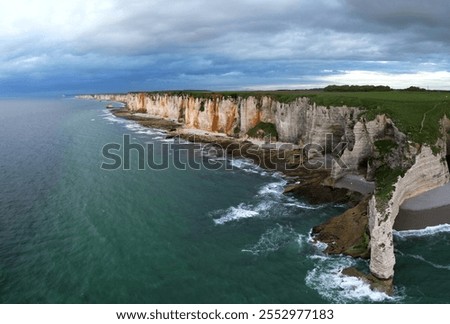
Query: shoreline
399 183 450 210
108 105 364 206
395 184 450 230
108 103 450 232
395 206 450 231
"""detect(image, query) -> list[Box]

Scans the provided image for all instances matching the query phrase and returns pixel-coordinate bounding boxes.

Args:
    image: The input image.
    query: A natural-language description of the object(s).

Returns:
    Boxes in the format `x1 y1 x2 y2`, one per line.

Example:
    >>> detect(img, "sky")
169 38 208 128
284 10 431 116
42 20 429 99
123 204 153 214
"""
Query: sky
1 0 450 95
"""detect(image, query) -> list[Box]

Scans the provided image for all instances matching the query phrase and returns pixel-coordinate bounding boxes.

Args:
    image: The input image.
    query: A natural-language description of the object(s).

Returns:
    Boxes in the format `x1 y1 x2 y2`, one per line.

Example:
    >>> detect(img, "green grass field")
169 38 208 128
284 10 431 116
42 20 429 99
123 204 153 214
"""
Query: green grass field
305 91 450 145
149 89 450 145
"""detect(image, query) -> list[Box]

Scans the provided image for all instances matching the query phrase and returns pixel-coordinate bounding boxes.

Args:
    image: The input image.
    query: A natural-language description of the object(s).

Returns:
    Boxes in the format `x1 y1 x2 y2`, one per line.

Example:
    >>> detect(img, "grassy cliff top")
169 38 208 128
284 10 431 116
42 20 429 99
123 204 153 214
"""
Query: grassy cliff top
142 89 449 145
308 91 450 145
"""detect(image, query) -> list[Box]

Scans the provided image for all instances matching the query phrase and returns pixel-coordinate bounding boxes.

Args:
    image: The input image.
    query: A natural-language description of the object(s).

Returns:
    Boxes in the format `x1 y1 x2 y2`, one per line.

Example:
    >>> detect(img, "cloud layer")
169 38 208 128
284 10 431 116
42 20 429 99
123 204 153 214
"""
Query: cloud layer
1 0 449 95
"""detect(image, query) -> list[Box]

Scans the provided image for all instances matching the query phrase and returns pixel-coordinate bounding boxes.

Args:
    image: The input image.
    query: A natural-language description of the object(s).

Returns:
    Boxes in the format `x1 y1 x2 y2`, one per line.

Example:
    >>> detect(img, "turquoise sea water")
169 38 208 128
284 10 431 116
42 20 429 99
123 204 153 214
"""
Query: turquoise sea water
0 98 449 303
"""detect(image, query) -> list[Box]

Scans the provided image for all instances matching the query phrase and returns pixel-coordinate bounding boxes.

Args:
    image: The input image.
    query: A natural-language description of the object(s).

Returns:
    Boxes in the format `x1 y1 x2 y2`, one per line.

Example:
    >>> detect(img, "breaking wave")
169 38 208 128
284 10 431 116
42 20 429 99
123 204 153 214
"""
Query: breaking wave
212 200 276 225
394 224 450 239
212 203 260 225
305 255 400 303
242 225 303 255
396 250 450 271
230 159 268 176
100 109 166 139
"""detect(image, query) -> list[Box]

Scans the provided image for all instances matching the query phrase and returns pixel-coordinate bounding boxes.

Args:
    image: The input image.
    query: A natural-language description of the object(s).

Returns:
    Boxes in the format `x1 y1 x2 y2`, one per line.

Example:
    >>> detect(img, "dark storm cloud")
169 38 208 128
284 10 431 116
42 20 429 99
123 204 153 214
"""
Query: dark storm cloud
1 0 450 94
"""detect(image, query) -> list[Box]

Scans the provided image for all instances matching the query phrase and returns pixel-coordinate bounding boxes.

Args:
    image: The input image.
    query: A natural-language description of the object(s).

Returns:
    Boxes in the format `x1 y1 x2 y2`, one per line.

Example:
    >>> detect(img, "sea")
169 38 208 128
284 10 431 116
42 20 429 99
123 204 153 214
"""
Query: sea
0 98 449 303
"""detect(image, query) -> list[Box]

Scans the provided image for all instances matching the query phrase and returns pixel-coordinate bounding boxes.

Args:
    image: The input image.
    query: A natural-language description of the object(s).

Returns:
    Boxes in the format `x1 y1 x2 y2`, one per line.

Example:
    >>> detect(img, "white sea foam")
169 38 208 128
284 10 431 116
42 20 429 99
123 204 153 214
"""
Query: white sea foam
100 109 112 115
241 225 301 255
394 224 450 239
213 199 277 225
308 254 329 261
284 201 322 210
100 109 167 138
296 234 305 248
125 124 142 131
305 256 398 303
210 157 228 161
307 230 328 252
230 158 266 175
213 203 259 225
136 129 164 136
213 177 319 225
257 180 286 196
102 114 126 124
105 118 129 126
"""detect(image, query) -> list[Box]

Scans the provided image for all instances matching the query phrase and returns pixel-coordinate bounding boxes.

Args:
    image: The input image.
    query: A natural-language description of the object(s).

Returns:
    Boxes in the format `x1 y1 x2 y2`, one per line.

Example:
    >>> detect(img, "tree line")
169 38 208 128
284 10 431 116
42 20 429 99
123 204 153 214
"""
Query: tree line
324 85 427 92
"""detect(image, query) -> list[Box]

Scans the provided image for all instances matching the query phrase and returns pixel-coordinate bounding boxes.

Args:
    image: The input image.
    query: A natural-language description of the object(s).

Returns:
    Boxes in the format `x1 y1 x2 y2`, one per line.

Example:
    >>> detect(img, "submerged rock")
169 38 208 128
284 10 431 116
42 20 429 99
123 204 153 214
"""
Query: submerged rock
341 267 394 296
312 196 370 259
285 182 362 205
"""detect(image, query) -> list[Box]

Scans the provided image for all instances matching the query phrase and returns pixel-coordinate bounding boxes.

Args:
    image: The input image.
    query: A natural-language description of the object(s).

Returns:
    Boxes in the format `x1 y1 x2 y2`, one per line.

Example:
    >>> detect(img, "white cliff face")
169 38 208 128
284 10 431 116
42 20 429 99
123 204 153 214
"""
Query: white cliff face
302 104 358 150
82 93 360 146
368 196 395 279
444 116 450 155
328 112 449 280
368 145 450 279
331 114 411 180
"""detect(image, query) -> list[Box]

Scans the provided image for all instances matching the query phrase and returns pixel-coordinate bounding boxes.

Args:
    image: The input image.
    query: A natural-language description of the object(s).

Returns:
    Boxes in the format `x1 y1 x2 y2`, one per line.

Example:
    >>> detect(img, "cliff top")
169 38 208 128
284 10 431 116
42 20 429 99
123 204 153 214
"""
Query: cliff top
132 89 450 145
84 89 450 145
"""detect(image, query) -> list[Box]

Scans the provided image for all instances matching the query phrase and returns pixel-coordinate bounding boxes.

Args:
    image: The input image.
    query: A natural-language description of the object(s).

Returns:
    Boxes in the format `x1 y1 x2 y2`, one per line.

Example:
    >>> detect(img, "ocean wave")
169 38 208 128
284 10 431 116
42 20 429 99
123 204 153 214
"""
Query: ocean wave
213 203 259 225
257 180 287 196
394 224 450 239
242 225 303 255
229 158 268 176
101 110 166 138
125 124 143 132
136 129 165 136
305 256 399 303
212 176 318 225
213 200 276 225
102 114 127 124
400 253 450 271
307 230 328 252
284 201 323 210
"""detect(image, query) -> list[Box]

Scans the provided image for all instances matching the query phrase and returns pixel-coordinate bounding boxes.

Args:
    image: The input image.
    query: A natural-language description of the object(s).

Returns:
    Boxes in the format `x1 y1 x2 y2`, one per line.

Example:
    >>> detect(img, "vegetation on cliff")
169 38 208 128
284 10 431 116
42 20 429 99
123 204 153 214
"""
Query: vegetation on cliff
246 122 278 140
374 166 406 209
323 85 392 92
307 91 450 145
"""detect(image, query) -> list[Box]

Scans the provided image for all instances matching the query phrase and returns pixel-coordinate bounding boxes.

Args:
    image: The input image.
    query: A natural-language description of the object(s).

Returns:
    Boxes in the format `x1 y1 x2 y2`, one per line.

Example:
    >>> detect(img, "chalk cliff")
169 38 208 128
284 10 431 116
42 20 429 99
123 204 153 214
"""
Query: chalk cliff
79 92 450 285
81 93 360 147
368 145 449 279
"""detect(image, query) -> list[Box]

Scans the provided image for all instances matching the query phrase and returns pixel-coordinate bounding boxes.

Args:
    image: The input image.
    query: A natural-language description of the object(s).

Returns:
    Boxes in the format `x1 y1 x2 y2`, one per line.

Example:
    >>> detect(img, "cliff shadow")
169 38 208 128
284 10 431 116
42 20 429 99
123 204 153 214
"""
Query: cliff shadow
446 122 450 173
446 154 450 173
445 116 450 173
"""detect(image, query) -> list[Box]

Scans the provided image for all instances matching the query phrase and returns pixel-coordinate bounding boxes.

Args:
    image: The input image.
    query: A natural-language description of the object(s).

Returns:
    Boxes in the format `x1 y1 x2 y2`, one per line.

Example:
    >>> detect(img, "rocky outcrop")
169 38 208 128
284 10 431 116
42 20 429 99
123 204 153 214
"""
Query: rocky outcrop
326 112 450 283
368 145 449 279
331 114 411 181
341 267 394 295
312 197 370 258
